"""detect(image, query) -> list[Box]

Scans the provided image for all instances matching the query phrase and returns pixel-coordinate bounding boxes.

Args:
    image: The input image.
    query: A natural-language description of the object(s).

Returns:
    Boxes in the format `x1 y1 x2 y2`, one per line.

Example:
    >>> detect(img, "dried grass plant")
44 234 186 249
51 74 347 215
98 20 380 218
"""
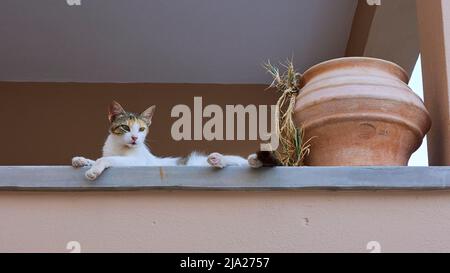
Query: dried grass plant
264 60 314 166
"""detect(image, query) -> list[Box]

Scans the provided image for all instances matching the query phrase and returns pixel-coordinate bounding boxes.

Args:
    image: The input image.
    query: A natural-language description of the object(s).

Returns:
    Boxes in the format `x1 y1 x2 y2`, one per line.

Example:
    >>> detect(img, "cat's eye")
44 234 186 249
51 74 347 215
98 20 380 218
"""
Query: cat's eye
120 125 130 132
139 127 146 132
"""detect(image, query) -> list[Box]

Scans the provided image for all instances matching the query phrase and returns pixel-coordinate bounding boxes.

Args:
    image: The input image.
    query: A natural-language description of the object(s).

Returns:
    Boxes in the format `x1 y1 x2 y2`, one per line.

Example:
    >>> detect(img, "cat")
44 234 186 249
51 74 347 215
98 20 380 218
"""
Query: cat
72 101 264 180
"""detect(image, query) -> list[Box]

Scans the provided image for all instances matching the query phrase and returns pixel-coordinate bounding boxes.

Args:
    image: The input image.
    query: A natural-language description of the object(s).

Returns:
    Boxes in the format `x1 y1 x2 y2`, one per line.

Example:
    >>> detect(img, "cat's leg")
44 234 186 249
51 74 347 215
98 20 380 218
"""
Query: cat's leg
251 151 281 167
247 154 263 168
85 156 135 181
72 156 95 168
85 157 111 181
207 153 248 168
207 153 226 168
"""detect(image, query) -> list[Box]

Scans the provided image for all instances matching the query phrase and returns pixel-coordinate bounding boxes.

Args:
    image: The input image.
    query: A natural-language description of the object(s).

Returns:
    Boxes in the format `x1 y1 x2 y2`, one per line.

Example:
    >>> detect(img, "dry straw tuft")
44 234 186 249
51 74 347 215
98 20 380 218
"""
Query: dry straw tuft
264 60 314 166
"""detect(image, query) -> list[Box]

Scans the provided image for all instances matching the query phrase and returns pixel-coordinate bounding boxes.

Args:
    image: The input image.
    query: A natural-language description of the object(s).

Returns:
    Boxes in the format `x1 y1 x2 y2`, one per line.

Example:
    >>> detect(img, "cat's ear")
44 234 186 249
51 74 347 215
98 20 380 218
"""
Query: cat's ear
108 101 125 123
140 105 156 125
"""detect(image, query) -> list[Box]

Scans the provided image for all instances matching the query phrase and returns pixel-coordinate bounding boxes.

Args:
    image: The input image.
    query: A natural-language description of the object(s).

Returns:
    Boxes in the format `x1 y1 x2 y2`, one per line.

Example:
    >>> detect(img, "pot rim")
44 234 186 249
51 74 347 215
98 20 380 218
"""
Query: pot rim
302 57 409 84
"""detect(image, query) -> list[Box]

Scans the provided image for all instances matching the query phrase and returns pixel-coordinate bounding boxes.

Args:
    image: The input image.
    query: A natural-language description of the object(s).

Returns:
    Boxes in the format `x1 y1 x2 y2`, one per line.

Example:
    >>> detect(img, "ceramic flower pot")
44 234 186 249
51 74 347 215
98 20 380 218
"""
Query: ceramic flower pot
294 57 431 166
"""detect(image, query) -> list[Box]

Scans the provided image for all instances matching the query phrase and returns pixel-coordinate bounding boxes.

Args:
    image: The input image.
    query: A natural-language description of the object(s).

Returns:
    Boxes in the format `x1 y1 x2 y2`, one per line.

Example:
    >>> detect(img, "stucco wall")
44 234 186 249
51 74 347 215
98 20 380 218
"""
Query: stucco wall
0 82 278 165
1 190 450 253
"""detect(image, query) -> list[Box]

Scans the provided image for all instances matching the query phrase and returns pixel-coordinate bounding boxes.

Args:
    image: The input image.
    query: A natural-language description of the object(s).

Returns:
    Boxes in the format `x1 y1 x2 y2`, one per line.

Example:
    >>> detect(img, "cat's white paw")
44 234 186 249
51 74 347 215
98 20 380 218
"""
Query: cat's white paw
85 167 102 181
72 156 92 168
207 152 226 168
248 154 263 168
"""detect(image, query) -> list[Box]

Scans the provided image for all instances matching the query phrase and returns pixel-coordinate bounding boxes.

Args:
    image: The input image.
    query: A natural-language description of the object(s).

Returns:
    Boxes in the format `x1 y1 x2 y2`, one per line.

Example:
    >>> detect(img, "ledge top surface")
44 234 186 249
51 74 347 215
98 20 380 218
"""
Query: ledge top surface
0 166 448 191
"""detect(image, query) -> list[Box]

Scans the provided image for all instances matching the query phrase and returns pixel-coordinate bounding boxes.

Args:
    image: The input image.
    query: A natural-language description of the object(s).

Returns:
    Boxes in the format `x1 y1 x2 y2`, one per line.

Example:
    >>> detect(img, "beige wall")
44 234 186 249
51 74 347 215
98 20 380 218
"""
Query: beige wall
346 0 419 76
1 190 450 253
0 82 278 165
417 0 450 166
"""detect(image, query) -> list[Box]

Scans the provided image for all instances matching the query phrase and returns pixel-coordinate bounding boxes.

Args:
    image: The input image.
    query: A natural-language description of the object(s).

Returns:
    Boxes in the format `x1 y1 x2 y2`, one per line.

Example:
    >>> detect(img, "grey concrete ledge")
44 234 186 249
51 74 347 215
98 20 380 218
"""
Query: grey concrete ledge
0 166 449 191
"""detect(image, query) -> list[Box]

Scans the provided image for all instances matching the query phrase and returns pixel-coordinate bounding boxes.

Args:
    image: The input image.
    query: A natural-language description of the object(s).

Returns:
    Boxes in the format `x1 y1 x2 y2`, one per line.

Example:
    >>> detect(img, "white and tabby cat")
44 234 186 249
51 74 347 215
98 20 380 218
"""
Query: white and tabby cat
72 101 263 180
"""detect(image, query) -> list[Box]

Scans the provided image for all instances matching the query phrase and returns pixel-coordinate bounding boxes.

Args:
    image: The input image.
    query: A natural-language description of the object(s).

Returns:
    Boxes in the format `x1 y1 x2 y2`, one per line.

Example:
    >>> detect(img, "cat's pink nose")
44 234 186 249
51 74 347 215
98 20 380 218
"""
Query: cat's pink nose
131 136 138 141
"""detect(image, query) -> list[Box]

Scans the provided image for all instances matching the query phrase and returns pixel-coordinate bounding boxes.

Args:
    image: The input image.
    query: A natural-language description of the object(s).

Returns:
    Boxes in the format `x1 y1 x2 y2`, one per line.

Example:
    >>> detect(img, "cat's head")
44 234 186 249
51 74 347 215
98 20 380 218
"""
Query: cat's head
107 101 156 148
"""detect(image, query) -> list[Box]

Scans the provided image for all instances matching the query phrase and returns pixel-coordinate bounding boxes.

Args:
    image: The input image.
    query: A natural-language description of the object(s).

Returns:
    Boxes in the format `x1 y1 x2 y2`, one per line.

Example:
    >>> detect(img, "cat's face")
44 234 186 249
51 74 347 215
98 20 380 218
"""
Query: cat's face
108 101 156 148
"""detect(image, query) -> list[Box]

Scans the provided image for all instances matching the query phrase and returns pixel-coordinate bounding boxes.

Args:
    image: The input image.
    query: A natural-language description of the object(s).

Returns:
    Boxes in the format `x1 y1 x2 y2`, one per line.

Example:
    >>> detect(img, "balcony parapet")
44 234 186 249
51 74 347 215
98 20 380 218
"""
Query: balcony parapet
0 166 449 191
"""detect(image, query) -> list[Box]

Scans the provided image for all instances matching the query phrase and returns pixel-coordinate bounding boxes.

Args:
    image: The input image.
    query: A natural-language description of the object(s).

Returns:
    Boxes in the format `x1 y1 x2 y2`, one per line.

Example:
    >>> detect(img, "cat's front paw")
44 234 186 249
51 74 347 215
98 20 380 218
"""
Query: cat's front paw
72 156 93 168
85 167 102 181
248 154 263 168
207 152 226 168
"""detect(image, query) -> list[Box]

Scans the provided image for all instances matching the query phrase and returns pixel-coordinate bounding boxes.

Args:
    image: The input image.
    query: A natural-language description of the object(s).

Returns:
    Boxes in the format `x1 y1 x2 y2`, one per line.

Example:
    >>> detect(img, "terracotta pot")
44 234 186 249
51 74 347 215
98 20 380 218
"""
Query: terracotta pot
294 57 431 166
